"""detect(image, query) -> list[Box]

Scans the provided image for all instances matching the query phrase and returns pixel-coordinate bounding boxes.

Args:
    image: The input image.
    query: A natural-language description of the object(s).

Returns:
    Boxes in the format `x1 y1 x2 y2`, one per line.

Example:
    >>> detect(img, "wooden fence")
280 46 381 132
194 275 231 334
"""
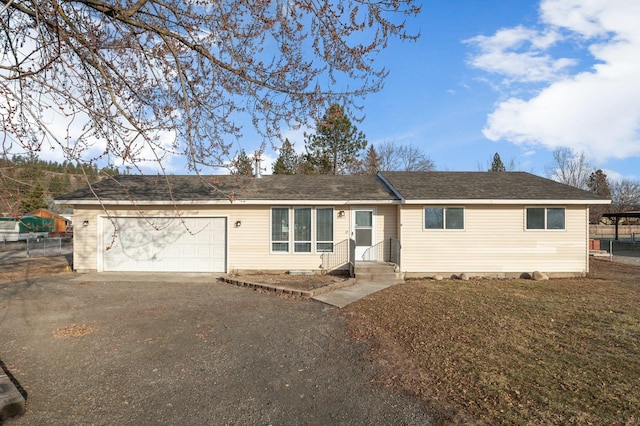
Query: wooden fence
590 225 640 239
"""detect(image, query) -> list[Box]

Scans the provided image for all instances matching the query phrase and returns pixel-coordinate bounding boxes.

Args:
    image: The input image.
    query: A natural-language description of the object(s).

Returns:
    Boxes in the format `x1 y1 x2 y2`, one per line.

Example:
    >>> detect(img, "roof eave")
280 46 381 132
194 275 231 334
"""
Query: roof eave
401 199 611 205
54 199 400 206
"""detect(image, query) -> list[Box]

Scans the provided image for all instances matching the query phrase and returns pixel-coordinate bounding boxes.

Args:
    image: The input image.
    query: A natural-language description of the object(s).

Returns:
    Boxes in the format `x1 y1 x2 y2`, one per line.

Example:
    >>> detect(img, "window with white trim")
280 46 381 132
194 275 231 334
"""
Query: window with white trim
316 208 334 252
271 208 289 252
424 207 464 230
270 207 334 253
526 207 565 230
294 208 312 252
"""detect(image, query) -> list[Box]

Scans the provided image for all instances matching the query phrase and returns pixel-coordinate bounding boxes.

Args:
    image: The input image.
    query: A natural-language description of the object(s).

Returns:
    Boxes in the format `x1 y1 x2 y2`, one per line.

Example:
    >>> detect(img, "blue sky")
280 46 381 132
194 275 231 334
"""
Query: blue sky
14 0 638 182
257 0 639 181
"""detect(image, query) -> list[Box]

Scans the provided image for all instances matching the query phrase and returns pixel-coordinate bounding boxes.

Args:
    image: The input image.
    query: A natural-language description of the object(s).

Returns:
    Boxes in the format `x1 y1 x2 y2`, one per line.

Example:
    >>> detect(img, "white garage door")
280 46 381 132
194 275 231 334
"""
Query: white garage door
102 217 226 272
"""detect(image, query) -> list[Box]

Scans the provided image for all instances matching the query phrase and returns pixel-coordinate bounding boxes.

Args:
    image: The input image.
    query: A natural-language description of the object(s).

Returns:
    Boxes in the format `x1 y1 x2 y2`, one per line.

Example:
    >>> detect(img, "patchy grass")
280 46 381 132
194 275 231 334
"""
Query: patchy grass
0 256 72 284
343 259 640 425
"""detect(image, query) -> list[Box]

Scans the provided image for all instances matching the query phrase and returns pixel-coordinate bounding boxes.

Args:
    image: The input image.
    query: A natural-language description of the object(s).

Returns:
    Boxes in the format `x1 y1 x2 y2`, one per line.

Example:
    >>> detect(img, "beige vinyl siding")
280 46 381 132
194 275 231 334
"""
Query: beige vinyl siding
229 205 339 272
72 204 357 273
72 206 102 272
373 205 398 260
376 204 398 242
400 204 589 276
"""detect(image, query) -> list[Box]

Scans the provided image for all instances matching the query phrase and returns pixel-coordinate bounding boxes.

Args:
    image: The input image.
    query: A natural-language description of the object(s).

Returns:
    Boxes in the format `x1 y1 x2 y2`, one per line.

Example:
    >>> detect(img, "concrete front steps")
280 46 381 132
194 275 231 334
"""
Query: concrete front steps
354 261 404 284
312 262 404 308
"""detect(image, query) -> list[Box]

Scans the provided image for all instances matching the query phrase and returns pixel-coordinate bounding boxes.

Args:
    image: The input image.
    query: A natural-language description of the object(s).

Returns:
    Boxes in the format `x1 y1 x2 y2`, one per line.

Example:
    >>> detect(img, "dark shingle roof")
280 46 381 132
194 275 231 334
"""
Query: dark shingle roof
55 174 399 202
56 171 610 204
380 171 609 201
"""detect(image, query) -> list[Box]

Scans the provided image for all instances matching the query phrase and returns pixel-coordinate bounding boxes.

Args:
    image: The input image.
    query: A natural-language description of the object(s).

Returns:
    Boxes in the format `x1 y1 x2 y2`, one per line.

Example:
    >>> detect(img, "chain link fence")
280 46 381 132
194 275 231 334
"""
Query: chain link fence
0 236 73 260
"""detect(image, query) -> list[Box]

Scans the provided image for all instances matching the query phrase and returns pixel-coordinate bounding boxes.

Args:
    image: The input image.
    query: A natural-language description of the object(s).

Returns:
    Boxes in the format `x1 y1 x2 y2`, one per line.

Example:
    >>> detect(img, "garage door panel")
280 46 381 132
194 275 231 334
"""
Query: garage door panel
102 217 226 272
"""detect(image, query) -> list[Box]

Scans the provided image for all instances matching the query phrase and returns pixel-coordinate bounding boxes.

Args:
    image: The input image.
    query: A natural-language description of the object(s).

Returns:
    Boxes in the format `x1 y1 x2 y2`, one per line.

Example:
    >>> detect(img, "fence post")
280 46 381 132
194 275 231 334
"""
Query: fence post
609 240 613 262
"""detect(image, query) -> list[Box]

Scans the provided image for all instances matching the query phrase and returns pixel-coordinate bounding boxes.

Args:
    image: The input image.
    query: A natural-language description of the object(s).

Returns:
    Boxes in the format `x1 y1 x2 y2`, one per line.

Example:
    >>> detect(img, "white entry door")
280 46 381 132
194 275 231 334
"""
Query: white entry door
352 208 376 261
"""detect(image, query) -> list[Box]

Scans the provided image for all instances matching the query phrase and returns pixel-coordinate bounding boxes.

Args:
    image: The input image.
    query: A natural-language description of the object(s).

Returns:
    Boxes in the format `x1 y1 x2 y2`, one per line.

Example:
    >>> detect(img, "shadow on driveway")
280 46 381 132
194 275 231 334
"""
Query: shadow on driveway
0 273 431 425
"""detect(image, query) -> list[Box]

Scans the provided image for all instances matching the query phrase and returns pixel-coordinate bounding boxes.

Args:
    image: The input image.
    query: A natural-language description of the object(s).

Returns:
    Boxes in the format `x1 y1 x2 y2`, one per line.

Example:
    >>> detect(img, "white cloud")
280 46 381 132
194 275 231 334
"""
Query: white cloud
466 26 574 84
602 168 624 183
279 126 310 154
259 152 276 175
469 0 640 163
540 0 640 39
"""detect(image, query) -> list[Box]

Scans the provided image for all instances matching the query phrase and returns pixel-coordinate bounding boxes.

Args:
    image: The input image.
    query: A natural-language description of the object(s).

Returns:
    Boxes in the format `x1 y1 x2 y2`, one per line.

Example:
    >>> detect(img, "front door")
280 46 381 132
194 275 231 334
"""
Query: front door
352 208 376 261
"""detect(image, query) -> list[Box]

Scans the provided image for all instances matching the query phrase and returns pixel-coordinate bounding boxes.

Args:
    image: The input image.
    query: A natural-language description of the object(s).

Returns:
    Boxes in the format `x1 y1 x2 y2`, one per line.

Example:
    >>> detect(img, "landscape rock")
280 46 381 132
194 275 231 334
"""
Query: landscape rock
520 272 532 280
532 271 549 281
434 274 443 281
460 273 469 281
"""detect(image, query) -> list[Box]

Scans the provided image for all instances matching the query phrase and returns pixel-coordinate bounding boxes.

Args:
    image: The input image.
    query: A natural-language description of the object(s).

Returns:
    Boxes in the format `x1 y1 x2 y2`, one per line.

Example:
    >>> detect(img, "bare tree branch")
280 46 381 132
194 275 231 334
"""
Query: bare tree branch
545 148 593 190
377 141 435 171
1 0 420 181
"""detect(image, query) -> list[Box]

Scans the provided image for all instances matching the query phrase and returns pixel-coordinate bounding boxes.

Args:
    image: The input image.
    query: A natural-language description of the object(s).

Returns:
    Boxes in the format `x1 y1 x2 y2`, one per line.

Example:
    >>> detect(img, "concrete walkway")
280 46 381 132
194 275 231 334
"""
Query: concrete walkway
312 279 402 308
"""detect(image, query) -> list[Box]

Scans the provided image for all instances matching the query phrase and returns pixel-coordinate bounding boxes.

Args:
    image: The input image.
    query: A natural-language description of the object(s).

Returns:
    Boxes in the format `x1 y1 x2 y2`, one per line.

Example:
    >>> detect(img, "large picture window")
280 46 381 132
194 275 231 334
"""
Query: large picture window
526 207 565 230
271 208 289 252
271 207 333 253
424 207 464 230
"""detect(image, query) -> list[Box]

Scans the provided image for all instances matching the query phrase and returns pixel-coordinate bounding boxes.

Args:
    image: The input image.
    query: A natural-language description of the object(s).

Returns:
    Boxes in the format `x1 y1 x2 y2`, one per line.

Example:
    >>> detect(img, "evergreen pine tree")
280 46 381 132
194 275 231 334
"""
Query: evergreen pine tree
272 139 299 175
489 152 506 172
362 145 380 175
303 104 367 175
232 150 254 175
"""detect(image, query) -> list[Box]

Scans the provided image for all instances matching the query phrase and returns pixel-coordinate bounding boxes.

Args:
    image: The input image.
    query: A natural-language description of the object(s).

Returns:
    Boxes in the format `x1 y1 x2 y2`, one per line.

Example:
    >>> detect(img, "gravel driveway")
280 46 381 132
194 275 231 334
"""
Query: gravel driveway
0 273 431 425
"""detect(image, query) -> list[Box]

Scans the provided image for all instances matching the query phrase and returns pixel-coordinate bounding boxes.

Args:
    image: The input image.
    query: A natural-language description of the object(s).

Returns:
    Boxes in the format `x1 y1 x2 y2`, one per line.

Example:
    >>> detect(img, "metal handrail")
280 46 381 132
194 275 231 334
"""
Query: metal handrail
389 237 401 266
320 239 355 275
360 238 401 266
360 239 385 262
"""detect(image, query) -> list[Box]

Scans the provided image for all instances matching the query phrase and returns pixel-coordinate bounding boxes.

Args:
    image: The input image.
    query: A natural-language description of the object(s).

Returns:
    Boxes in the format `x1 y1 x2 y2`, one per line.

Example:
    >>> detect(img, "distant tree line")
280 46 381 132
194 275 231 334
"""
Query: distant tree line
478 149 639 223
0 155 120 216
544 148 640 223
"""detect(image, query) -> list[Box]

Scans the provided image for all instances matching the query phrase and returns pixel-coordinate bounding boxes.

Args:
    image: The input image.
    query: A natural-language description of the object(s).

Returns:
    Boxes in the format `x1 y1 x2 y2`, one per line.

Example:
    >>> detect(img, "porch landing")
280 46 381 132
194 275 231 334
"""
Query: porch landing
312 262 404 308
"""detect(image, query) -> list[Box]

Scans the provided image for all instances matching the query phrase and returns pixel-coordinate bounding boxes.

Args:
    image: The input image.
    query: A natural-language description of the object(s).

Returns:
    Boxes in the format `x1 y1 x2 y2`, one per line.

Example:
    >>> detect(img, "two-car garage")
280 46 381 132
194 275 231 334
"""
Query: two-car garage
100 216 227 272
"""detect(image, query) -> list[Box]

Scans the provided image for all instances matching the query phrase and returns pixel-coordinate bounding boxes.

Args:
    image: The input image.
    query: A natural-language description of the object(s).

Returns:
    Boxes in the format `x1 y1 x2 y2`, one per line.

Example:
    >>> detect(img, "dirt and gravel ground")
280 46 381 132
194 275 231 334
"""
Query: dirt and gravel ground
2 252 639 424
0 262 431 425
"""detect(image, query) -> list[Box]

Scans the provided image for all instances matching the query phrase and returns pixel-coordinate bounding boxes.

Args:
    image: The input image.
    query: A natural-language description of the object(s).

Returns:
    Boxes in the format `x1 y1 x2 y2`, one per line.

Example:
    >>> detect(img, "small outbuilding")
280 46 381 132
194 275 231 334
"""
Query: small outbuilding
30 209 72 234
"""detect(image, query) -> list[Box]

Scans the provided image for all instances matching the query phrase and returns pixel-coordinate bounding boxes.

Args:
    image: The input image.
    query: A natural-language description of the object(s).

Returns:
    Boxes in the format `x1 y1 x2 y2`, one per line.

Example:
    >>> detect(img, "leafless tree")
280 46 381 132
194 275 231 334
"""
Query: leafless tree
610 179 640 212
377 141 435 172
545 148 593 190
0 0 420 184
